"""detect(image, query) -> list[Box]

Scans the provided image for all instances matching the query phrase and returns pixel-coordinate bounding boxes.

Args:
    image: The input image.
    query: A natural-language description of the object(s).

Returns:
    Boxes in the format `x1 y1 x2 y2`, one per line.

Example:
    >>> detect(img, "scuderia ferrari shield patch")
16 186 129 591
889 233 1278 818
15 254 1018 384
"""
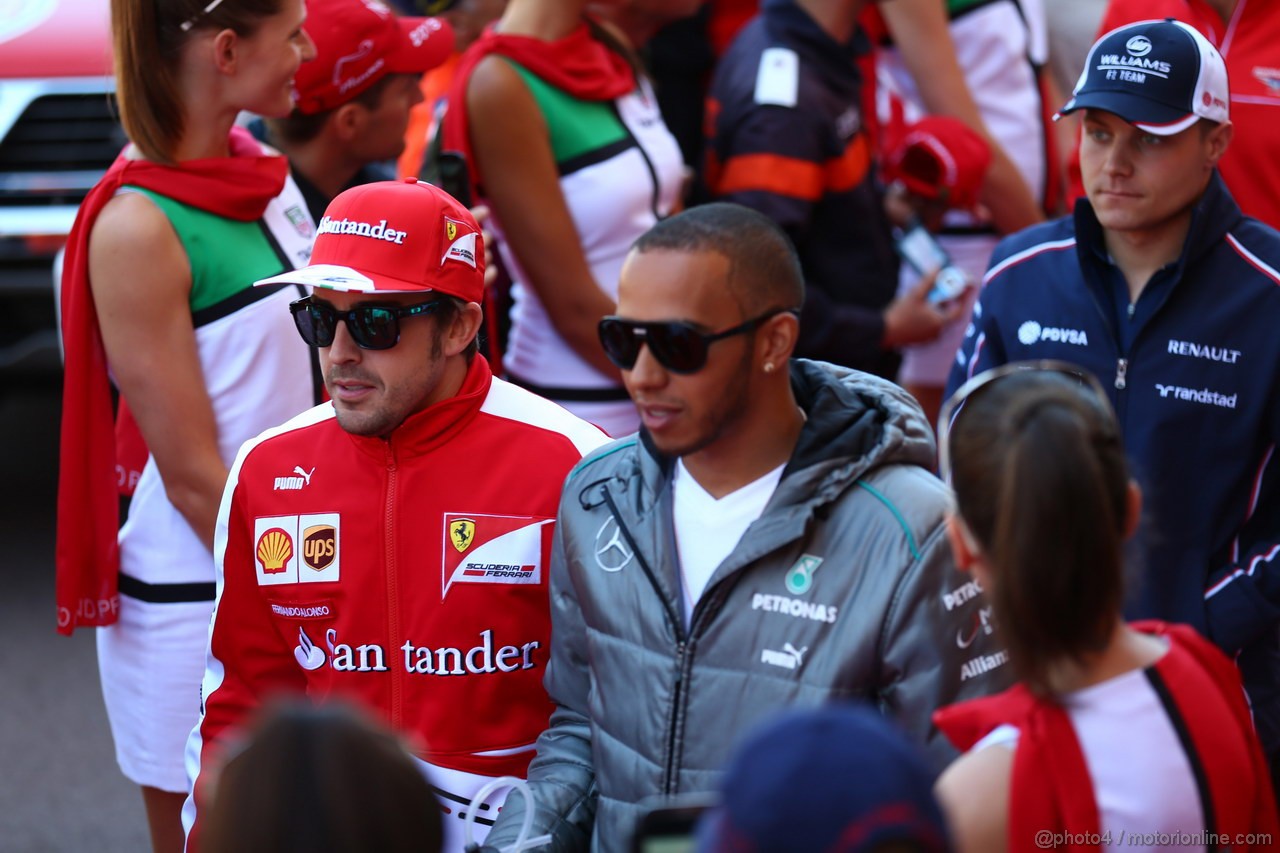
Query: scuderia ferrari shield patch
441 514 552 599
442 217 477 268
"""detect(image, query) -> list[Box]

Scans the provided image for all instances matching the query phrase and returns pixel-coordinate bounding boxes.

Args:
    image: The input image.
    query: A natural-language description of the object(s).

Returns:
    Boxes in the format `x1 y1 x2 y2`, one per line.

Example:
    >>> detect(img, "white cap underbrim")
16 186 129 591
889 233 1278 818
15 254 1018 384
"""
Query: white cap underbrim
253 263 429 294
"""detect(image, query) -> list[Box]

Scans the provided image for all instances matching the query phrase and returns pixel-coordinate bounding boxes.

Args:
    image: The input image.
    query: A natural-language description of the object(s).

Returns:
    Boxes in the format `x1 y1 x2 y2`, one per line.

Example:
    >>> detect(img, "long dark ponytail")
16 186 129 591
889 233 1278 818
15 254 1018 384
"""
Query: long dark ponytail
948 373 1130 694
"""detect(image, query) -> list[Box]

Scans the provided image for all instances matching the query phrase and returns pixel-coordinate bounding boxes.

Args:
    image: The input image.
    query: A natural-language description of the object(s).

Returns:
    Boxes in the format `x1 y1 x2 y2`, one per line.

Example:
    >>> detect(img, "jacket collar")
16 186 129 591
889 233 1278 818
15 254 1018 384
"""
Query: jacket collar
629 359 936 513
347 355 493 460
1074 169 1244 276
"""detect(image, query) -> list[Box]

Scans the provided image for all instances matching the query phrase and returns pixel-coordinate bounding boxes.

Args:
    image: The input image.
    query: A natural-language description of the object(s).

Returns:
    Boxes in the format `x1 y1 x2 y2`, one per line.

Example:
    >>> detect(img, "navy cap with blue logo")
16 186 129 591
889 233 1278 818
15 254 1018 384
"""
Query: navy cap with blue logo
1057 18 1229 136
694 704 949 852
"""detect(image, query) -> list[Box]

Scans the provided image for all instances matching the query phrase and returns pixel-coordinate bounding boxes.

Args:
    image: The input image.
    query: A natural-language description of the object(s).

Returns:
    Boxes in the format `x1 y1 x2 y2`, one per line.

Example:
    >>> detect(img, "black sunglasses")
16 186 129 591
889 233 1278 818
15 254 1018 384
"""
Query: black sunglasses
289 296 446 350
598 308 797 374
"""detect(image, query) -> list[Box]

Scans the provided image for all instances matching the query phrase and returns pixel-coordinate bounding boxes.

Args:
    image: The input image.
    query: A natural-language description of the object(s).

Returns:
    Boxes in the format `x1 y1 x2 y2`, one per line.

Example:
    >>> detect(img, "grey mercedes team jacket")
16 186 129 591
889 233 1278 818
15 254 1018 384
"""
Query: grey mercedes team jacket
485 360 1008 852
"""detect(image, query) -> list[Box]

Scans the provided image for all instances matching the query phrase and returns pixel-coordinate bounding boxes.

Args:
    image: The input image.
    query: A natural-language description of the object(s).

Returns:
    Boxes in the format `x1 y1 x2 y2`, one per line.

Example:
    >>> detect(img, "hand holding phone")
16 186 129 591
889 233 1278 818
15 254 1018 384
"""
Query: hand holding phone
893 219 969 306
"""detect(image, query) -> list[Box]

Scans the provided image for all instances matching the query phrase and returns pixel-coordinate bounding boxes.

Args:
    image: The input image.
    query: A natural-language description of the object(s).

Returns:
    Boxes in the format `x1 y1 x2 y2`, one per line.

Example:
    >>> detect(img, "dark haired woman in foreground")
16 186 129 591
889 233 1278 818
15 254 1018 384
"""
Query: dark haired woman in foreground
933 363 1277 852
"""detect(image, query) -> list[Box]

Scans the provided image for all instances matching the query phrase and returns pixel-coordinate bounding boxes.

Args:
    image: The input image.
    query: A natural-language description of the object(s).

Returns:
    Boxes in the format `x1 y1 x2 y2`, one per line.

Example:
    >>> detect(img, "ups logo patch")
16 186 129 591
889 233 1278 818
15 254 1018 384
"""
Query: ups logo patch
303 524 337 571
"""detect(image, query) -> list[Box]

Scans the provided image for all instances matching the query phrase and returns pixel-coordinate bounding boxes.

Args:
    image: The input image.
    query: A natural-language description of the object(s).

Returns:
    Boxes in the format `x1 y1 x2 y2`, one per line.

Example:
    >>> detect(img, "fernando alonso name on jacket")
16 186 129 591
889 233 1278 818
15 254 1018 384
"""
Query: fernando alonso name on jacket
294 627 541 676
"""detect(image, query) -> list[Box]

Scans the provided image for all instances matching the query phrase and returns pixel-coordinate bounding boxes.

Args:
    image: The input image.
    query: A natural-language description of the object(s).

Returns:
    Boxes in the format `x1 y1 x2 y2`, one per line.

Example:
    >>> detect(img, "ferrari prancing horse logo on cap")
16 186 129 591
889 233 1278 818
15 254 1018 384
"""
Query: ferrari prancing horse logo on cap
446 221 458 241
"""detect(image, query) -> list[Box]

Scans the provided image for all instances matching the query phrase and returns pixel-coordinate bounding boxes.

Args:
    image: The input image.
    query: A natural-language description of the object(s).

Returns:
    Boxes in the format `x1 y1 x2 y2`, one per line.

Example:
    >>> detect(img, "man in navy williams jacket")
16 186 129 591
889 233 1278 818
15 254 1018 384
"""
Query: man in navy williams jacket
947 19 1280 772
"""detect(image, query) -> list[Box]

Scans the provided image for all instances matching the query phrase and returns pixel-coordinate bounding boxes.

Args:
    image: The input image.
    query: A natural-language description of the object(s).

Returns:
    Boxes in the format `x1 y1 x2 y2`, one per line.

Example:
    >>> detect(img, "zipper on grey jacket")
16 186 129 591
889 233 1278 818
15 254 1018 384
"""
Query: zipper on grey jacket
599 485 698 794
599 487 684 640
664 641 687 794
662 581 736 793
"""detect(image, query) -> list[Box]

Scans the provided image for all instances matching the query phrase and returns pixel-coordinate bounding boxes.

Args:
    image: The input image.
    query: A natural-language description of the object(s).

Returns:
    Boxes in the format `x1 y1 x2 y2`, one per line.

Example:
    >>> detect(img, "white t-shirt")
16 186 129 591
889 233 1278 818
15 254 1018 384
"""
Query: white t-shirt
972 663 1204 851
671 459 785 624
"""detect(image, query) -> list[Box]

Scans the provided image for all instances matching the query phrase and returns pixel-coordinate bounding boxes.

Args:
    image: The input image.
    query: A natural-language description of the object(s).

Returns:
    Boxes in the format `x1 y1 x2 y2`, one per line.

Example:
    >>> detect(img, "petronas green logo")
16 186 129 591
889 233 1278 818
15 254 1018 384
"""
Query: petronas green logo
785 555 823 595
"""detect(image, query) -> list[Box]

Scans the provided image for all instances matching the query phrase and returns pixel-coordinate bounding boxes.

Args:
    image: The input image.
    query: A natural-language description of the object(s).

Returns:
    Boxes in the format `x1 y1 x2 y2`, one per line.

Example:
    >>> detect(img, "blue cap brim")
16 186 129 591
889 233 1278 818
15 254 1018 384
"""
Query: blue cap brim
1057 90 1199 135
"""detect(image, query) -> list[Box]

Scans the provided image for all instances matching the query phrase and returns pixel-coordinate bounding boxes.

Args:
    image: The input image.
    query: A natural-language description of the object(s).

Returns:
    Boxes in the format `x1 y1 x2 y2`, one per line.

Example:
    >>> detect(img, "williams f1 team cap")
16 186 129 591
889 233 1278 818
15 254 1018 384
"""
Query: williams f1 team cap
1056 18 1229 135
255 178 484 302
293 0 454 115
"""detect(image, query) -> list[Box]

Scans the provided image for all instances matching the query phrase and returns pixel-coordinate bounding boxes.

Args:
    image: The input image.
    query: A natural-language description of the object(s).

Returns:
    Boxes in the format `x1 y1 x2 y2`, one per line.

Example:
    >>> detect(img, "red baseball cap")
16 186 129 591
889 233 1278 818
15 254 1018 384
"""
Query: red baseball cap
293 0 455 115
256 179 485 302
882 116 991 211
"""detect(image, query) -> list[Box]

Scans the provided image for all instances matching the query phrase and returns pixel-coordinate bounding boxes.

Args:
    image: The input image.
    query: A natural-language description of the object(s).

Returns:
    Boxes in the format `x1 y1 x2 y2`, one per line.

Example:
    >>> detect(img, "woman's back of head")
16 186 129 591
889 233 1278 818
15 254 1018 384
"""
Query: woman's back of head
202 700 443 853
945 367 1131 694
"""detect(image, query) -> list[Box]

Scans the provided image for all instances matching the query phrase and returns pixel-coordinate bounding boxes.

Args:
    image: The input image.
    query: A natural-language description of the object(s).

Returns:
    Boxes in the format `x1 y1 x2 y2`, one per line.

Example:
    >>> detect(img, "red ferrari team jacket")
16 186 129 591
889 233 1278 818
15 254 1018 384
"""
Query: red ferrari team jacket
185 356 607 842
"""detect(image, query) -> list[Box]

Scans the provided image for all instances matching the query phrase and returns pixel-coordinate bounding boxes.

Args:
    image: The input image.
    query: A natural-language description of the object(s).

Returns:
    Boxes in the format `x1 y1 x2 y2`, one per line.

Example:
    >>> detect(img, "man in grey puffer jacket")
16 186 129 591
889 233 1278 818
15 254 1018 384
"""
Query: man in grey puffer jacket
483 204 1006 852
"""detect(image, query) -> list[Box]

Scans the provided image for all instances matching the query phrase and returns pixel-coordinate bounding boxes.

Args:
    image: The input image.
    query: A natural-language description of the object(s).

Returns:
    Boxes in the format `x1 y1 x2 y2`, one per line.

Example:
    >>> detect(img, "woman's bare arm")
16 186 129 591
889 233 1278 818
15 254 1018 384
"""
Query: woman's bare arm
879 0 1044 234
935 743 1012 853
88 193 228 551
466 54 620 376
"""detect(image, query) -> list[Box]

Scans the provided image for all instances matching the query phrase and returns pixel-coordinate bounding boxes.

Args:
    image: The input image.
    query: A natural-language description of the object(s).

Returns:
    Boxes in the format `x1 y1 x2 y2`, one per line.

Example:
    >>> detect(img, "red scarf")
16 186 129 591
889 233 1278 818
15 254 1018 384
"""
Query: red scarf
934 622 1279 851
441 18 637 197
56 127 287 635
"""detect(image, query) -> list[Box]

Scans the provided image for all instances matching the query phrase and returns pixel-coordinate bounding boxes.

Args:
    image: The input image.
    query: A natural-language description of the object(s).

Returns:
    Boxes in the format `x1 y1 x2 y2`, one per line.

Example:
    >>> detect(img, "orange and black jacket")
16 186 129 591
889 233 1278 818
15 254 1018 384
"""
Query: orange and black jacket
704 0 900 377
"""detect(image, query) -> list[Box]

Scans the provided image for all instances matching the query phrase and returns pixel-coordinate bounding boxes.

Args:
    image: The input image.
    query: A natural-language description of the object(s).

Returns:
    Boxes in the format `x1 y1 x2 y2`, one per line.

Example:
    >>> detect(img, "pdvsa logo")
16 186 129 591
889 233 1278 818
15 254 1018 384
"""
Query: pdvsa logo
255 513 341 585
1017 320 1088 347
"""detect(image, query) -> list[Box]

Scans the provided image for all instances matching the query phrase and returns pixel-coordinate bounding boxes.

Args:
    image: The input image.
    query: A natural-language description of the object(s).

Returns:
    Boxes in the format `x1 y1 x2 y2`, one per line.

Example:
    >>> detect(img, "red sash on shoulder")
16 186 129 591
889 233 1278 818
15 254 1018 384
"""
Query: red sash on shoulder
56 127 287 635
440 18 636 197
934 622 1279 851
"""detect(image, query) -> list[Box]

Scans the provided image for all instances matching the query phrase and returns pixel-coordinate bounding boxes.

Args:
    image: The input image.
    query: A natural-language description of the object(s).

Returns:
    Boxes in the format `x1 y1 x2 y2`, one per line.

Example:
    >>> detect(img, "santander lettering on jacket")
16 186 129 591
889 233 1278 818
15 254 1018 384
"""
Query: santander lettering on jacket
293 627 540 675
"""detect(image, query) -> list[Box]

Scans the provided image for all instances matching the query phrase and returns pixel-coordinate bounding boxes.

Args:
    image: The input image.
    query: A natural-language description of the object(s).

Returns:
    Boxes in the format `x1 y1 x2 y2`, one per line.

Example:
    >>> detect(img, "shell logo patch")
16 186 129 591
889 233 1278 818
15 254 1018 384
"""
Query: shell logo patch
257 528 294 574
441 514 552 599
255 513 341 585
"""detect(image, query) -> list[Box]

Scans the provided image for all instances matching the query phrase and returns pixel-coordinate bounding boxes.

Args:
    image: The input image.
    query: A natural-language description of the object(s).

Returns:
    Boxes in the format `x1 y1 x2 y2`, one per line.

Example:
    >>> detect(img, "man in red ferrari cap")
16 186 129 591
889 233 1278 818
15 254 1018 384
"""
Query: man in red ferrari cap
182 179 607 851
253 0 455 223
